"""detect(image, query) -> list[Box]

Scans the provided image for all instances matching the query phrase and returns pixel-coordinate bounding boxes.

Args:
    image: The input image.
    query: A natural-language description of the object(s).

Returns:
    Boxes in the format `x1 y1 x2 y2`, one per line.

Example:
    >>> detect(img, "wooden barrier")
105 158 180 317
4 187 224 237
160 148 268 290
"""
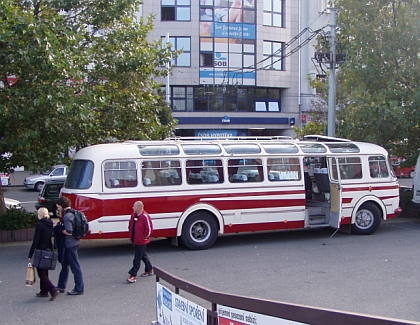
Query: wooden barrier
153 266 420 325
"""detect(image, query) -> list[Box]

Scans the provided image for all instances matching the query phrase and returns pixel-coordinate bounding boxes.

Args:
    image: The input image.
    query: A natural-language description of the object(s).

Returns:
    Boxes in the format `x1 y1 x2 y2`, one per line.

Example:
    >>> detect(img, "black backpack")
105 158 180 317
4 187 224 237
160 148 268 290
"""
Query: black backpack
69 209 89 239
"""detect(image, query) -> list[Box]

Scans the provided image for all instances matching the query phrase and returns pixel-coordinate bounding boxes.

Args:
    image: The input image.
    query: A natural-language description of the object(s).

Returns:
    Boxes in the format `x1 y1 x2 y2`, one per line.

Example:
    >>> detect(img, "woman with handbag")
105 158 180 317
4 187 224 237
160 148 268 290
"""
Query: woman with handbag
28 207 59 301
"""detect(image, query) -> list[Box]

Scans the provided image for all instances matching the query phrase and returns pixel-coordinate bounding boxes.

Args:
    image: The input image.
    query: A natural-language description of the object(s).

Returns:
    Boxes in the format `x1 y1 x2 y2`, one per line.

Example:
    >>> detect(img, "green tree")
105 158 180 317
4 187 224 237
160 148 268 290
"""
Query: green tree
334 0 420 164
0 0 178 170
0 0 178 214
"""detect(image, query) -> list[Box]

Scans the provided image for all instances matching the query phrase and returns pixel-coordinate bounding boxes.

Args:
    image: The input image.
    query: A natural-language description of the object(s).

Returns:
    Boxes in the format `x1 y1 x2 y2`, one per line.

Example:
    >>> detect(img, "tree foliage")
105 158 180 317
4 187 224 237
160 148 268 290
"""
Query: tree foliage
335 0 420 164
0 0 178 173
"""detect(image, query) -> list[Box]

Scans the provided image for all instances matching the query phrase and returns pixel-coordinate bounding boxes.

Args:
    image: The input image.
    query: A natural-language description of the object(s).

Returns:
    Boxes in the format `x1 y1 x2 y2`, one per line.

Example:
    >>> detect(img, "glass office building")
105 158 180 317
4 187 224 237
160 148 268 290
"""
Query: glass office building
141 0 329 138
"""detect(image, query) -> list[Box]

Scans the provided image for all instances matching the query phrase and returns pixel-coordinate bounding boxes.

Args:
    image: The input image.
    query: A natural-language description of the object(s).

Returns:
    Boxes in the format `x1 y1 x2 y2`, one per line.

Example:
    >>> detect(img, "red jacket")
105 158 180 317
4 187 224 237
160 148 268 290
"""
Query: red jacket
128 210 153 246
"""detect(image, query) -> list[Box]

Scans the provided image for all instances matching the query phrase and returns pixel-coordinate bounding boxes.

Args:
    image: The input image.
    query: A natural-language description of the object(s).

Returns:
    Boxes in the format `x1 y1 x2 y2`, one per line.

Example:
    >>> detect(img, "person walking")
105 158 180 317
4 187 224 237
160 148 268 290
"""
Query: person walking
56 196 84 295
127 201 154 283
28 207 59 301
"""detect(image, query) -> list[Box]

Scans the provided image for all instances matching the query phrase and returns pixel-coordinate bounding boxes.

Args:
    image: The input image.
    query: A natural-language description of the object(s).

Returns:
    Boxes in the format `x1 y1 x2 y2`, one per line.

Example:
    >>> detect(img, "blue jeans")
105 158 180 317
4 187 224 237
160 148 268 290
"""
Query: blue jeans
58 245 84 292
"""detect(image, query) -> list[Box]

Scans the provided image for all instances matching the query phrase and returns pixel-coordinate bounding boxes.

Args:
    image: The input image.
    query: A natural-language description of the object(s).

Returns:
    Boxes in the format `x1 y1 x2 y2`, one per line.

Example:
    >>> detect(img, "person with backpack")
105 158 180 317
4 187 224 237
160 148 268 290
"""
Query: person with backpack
127 200 154 283
55 196 84 295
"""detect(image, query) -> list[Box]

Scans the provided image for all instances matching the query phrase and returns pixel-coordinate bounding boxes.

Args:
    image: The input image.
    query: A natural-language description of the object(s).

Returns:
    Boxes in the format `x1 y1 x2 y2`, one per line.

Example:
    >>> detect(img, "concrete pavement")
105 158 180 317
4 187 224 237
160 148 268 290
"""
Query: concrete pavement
7 171 32 187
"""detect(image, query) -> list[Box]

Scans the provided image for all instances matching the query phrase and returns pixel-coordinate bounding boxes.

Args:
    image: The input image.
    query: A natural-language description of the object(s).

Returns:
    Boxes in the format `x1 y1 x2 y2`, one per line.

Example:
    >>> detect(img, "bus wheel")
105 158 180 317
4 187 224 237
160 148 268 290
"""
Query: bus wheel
351 203 381 235
180 212 218 250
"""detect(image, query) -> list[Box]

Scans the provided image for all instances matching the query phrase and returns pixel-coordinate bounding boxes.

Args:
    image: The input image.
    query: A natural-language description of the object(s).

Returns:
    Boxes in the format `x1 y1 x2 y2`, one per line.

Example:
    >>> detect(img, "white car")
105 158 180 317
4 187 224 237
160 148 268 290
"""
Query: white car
1 173 10 187
24 165 69 191
5 197 22 209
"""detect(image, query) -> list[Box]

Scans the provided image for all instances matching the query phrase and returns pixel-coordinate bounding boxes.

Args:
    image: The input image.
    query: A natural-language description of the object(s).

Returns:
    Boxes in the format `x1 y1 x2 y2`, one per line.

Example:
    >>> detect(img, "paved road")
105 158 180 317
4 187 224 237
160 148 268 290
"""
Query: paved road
1 217 420 325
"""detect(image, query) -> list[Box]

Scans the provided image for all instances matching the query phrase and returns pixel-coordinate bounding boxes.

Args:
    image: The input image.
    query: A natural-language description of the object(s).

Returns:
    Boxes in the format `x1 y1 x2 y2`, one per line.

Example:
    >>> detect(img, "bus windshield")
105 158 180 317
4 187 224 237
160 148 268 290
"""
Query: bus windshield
65 160 94 189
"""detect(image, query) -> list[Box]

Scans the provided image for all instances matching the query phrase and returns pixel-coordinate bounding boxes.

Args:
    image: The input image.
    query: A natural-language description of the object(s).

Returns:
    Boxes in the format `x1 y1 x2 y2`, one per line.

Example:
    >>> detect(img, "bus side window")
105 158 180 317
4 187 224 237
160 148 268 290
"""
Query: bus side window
187 159 223 185
267 157 300 181
369 156 388 178
141 160 181 186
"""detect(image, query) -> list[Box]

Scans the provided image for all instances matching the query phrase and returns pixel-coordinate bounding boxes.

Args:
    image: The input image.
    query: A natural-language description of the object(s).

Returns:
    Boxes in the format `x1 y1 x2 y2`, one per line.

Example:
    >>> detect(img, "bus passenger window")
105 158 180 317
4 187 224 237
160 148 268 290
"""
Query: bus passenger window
104 160 138 188
369 156 389 178
338 157 362 179
267 157 300 181
141 160 182 186
228 158 263 183
187 159 223 185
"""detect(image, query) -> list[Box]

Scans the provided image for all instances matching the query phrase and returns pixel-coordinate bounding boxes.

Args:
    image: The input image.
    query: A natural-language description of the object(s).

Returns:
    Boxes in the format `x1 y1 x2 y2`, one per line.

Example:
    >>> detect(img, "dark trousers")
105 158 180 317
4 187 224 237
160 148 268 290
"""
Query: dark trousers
57 245 84 292
129 244 152 277
37 268 56 296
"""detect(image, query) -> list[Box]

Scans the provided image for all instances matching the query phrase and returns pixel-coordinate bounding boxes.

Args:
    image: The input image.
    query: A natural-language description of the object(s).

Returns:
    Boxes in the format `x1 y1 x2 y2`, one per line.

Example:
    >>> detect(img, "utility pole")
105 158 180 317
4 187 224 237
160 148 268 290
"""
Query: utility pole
165 33 170 104
327 7 336 137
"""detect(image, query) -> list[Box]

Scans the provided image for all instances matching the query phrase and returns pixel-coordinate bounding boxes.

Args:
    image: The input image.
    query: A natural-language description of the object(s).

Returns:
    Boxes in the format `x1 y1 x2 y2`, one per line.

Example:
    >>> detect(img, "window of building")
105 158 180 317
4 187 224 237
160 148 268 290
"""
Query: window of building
161 0 191 21
263 41 284 70
171 86 194 111
263 0 284 27
200 52 214 67
163 36 191 67
254 88 281 112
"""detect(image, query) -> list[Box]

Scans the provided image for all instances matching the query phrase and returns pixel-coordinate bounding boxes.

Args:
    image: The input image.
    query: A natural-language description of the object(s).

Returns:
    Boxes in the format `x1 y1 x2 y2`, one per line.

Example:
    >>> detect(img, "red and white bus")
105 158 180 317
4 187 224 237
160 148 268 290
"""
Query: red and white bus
61 136 401 249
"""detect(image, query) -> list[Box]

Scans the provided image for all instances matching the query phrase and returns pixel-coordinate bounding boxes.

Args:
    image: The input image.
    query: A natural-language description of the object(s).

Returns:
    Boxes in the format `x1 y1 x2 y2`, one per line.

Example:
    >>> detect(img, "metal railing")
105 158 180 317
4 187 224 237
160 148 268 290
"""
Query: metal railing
153 266 420 325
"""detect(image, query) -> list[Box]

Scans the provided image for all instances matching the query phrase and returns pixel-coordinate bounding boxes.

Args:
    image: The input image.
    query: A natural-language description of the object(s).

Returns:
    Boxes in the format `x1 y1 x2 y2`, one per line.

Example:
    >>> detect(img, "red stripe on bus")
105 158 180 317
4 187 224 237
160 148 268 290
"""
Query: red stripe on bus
224 220 304 233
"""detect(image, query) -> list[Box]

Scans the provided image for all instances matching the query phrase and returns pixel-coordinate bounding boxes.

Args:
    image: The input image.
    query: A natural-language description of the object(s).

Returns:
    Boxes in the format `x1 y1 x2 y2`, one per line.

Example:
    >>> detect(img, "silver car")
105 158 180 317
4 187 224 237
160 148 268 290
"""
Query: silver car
24 165 69 191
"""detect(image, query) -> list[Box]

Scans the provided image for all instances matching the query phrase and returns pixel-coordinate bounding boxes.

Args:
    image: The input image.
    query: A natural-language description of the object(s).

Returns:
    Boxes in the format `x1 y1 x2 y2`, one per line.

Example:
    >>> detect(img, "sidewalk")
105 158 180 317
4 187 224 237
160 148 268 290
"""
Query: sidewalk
8 171 32 187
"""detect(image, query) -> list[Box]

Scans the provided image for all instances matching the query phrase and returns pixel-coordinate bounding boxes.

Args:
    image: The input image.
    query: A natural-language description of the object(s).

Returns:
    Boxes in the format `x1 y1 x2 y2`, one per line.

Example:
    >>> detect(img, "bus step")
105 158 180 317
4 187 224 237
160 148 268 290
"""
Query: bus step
308 214 327 225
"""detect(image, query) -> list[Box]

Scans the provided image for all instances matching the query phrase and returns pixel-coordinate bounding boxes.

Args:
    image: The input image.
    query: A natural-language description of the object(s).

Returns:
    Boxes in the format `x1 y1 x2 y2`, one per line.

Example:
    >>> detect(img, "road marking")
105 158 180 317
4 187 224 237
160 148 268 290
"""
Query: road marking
20 201 37 204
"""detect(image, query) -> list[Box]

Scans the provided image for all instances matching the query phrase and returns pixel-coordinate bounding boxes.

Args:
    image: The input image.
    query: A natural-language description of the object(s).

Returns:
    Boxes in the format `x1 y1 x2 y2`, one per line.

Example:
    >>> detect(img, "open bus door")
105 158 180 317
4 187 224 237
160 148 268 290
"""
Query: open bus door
328 157 342 229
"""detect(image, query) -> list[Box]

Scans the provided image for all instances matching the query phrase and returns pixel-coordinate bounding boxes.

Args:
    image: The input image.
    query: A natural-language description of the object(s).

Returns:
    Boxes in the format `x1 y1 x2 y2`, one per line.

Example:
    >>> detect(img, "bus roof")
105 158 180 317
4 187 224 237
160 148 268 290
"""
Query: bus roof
72 138 389 161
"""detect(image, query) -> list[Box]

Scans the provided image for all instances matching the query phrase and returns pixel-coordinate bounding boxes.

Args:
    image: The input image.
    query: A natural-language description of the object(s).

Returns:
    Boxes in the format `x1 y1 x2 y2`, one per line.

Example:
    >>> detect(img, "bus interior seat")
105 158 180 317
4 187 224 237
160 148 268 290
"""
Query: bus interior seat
232 174 247 182
171 173 181 185
158 171 172 185
205 174 219 183
268 173 275 181
143 178 151 186
108 178 119 188
304 172 313 197
314 168 330 192
188 173 203 184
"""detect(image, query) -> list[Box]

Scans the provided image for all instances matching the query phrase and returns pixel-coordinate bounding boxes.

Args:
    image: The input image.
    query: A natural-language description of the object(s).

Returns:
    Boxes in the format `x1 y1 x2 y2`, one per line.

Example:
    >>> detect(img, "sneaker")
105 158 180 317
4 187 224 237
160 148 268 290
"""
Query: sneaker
56 287 65 293
140 269 154 277
127 275 137 283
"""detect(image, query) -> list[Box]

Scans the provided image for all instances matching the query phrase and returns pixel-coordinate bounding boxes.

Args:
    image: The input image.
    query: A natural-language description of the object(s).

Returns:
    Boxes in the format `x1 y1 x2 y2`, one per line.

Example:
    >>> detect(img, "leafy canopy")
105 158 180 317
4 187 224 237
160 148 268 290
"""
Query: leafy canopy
335 0 420 164
0 0 178 172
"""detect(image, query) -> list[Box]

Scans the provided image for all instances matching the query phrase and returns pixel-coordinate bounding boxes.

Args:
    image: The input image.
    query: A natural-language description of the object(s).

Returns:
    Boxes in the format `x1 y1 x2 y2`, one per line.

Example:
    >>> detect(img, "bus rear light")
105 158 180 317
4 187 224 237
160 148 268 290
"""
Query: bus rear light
394 207 402 215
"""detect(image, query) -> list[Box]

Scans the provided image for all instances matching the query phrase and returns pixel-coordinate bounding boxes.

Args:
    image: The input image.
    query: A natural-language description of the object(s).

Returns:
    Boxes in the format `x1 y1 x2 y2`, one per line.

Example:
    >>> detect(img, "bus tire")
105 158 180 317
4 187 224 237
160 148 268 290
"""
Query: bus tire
180 212 218 250
351 202 381 235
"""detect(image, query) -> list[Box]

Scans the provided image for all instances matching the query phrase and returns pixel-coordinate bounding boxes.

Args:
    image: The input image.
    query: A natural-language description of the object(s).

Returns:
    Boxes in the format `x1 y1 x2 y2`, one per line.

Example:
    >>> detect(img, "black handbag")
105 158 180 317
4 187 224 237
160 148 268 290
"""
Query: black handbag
32 249 58 270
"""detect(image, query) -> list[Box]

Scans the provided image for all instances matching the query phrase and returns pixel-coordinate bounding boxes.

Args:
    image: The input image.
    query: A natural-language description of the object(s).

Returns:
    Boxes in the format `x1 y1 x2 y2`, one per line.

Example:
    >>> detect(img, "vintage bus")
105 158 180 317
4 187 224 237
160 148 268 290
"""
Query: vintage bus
61 136 401 250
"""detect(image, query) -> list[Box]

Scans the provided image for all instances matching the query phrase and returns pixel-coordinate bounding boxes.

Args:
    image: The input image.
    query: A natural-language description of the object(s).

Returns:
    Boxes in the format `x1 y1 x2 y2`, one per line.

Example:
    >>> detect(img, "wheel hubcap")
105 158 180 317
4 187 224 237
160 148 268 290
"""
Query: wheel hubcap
355 210 374 229
190 221 210 243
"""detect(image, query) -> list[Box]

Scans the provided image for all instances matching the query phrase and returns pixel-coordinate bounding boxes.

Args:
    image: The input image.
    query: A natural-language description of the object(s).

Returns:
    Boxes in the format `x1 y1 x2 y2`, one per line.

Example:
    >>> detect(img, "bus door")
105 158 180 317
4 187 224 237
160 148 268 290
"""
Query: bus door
328 157 342 229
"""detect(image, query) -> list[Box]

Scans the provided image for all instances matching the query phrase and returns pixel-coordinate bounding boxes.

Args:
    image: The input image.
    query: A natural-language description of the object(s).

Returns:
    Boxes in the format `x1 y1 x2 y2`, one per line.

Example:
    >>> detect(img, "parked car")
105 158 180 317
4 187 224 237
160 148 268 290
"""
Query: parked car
24 164 69 191
4 197 22 209
391 157 416 178
1 173 10 187
35 179 65 217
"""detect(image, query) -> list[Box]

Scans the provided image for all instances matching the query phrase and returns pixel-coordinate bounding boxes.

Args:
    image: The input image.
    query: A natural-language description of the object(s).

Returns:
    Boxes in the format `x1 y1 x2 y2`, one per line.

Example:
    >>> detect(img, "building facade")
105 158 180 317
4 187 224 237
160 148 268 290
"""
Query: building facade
140 0 329 138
